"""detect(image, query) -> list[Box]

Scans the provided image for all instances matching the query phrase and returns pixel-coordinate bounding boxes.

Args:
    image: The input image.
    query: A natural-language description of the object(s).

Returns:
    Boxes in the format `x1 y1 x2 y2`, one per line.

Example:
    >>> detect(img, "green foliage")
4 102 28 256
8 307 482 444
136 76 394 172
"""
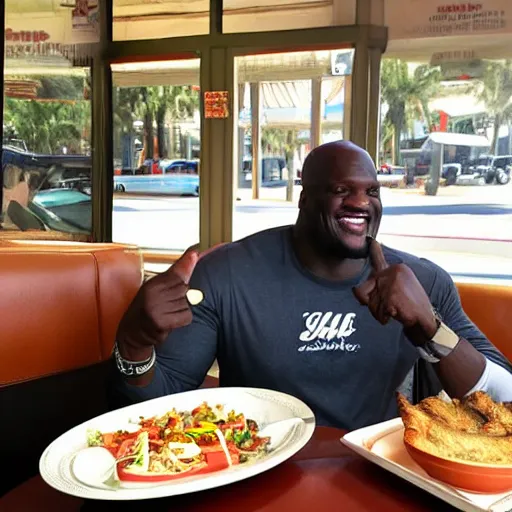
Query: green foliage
113 85 199 159
380 59 441 164
471 60 512 153
4 97 90 154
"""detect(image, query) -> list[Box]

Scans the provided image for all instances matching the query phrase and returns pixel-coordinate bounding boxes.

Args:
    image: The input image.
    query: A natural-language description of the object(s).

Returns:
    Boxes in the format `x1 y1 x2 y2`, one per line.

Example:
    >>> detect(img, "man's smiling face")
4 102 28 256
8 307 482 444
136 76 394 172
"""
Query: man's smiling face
298 141 382 259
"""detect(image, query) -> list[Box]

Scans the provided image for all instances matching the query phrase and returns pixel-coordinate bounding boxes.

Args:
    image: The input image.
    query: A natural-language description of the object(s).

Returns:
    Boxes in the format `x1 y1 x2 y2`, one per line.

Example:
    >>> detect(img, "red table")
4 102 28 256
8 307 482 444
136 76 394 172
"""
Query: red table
0 427 455 511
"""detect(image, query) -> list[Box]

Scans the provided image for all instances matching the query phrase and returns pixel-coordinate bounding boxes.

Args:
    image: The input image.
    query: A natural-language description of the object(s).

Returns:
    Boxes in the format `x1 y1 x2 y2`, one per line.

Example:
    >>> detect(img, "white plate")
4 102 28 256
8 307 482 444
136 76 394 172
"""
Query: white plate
341 418 512 512
39 387 315 500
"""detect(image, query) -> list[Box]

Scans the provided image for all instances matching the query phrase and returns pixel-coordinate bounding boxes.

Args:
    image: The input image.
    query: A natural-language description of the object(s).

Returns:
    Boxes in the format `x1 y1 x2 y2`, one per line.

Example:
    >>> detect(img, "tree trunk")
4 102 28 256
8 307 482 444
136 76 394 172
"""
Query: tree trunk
508 121 512 154
156 109 167 159
393 125 401 166
491 113 502 155
144 110 154 159
121 131 133 169
425 142 443 196
286 130 295 202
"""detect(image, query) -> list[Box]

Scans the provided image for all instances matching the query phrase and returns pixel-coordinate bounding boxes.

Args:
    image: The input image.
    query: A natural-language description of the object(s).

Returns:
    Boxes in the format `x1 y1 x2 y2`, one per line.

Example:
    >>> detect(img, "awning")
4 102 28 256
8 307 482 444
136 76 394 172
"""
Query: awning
430 95 486 117
427 132 490 147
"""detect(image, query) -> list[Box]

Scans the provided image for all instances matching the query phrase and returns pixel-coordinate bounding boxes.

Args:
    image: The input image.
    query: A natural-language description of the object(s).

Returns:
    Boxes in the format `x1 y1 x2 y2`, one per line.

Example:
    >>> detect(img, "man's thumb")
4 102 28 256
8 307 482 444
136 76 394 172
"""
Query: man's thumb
169 246 199 284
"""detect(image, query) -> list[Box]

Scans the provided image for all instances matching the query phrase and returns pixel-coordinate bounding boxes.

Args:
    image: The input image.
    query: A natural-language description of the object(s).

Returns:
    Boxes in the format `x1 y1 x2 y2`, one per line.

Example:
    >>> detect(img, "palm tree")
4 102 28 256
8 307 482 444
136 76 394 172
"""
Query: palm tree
381 59 441 165
472 60 512 153
261 126 301 201
147 85 199 158
112 87 145 167
4 98 89 154
141 88 155 160
36 75 86 100
113 85 199 166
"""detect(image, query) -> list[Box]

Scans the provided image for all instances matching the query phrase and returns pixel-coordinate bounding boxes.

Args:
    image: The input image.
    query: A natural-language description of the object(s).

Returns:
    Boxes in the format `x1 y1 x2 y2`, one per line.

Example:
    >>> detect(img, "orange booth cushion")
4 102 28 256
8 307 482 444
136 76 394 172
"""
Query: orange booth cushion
456 281 512 363
0 242 143 387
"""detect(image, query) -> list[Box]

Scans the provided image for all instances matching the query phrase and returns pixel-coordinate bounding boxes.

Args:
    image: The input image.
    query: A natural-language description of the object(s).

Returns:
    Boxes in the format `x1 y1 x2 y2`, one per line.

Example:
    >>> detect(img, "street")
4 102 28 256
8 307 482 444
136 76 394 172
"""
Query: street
112 183 512 280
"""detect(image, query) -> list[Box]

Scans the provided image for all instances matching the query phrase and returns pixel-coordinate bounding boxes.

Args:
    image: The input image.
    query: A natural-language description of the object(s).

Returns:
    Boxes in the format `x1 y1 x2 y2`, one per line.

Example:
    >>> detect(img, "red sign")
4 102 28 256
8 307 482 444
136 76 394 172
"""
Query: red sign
437 3 483 13
204 91 229 119
5 29 50 43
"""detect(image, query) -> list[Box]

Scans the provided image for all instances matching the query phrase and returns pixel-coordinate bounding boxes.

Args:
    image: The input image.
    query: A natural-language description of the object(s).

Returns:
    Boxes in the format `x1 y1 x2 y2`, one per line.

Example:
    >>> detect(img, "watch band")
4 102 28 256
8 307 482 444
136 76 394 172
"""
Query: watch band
416 309 460 363
114 342 156 377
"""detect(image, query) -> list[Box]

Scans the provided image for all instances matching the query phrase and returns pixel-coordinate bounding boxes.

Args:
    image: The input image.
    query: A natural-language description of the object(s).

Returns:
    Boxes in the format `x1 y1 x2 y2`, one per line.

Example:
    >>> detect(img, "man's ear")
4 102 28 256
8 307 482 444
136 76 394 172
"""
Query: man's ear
298 189 306 209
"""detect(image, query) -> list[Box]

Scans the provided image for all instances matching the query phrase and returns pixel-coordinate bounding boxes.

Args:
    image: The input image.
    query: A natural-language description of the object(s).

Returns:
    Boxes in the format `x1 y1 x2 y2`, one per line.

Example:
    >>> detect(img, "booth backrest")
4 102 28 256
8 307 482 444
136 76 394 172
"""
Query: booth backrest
0 240 143 496
456 281 512 363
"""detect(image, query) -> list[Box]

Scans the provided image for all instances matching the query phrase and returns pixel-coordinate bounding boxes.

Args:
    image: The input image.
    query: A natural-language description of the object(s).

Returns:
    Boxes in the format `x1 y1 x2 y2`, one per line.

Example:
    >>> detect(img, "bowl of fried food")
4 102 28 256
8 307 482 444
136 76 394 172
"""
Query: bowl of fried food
397 391 512 493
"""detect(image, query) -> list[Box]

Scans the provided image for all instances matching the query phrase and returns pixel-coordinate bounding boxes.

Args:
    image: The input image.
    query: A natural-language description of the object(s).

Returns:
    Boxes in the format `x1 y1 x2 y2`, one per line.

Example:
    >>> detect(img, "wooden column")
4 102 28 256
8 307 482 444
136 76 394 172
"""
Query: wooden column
250 82 262 200
311 77 322 149
343 75 352 141
367 47 382 165
236 82 245 194
199 46 234 247
91 0 113 242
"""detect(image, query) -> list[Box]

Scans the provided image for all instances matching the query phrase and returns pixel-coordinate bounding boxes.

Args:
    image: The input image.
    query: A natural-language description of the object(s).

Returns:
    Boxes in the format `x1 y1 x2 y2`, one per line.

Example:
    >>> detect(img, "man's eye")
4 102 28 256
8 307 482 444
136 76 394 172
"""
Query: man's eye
333 186 349 195
368 188 380 197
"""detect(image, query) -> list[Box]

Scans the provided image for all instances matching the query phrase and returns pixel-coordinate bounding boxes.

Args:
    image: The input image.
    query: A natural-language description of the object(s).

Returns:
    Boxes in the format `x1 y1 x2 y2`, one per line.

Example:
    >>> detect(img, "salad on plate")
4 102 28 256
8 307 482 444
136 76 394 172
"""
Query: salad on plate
86 401 271 483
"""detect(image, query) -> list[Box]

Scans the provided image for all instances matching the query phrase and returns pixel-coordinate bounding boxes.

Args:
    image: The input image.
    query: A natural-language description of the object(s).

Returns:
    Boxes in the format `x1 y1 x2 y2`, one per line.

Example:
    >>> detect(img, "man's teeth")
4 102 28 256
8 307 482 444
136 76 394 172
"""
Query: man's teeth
340 217 366 225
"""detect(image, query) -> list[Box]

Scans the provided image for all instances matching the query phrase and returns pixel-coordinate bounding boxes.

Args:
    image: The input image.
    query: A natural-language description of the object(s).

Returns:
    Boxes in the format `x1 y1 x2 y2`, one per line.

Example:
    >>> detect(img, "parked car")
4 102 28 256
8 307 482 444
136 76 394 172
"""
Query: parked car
467 155 511 185
114 159 199 195
31 188 91 232
2 145 92 193
401 132 490 185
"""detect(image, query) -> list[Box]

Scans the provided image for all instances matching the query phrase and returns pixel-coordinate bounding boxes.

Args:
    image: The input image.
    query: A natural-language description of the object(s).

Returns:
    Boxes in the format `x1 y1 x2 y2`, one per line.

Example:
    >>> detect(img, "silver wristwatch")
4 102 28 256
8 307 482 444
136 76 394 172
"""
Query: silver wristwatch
114 342 156 377
416 309 460 363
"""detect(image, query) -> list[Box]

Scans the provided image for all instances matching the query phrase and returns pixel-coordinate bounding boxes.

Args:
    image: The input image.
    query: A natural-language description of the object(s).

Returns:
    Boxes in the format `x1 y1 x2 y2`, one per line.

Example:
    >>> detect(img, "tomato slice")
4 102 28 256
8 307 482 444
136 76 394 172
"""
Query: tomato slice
113 439 135 458
218 421 245 431
199 441 240 464
117 449 230 482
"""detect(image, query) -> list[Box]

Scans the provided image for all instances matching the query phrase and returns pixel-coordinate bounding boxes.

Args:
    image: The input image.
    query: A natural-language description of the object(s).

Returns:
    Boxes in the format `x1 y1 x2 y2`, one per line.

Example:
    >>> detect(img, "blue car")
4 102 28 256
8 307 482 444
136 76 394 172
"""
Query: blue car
114 160 199 196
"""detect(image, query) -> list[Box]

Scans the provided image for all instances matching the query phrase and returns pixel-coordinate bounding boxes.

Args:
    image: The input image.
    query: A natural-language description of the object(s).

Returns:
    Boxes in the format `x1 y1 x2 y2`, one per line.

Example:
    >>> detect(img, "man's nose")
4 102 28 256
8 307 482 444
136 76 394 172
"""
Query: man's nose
343 190 370 209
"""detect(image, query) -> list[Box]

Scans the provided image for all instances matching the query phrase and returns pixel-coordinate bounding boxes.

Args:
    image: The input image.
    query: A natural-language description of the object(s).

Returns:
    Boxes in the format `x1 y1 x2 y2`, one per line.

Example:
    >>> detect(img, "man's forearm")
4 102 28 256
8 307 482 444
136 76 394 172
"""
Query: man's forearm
434 337 486 399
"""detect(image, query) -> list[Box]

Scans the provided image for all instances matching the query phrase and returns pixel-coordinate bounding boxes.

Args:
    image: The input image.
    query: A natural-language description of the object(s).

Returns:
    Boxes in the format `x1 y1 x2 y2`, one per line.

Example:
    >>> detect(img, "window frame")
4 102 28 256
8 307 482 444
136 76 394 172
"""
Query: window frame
1 0 386 252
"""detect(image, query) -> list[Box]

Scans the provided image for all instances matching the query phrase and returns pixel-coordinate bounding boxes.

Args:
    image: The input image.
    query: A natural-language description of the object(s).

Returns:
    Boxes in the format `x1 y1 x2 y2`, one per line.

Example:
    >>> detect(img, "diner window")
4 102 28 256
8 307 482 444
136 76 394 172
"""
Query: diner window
223 0 355 33
232 49 353 241
2 1 94 239
378 55 512 280
113 0 209 41
111 59 201 251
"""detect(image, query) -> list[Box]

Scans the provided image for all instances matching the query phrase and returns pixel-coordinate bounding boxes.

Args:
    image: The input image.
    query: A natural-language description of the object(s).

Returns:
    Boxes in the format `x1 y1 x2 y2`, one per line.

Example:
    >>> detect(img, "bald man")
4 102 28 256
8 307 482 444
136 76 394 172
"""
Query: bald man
111 141 512 430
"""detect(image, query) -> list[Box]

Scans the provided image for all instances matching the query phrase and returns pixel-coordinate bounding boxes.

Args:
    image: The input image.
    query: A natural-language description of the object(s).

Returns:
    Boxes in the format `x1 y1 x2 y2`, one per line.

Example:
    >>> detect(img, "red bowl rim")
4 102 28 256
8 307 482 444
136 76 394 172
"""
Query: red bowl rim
404 439 512 470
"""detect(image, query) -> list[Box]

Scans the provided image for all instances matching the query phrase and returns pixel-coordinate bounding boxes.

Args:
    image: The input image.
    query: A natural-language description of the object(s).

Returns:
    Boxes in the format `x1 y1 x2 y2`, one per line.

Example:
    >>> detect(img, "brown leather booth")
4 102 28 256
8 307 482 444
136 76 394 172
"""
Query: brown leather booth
0 241 143 496
456 281 512 362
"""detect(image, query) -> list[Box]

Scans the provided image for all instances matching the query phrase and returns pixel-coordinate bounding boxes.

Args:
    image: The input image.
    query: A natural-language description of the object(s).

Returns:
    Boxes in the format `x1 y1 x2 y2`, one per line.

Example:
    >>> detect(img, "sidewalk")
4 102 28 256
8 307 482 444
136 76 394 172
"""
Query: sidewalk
379 234 512 282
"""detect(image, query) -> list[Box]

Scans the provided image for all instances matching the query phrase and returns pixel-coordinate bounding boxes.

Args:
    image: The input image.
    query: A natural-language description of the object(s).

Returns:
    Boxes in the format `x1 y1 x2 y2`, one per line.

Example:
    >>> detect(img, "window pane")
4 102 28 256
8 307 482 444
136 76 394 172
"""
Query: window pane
3 2 95 238
111 60 201 251
233 49 353 241
223 0 355 33
113 0 209 40
379 55 512 280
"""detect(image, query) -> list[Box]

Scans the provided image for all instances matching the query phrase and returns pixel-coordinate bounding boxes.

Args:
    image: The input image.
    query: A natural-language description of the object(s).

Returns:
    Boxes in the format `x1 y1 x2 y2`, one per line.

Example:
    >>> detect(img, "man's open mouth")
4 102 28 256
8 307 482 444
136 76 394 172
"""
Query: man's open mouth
336 214 369 236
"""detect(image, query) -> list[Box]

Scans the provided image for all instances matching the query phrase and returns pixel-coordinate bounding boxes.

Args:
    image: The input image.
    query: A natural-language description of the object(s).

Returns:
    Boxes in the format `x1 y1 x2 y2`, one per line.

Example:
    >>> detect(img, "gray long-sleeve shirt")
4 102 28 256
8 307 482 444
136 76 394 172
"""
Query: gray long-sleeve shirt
110 226 512 430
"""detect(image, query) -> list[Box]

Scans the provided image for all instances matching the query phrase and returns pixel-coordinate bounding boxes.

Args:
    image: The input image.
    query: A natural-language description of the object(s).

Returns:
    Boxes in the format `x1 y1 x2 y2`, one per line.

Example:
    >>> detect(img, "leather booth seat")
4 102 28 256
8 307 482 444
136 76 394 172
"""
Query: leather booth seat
457 281 512 362
0 240 143 496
